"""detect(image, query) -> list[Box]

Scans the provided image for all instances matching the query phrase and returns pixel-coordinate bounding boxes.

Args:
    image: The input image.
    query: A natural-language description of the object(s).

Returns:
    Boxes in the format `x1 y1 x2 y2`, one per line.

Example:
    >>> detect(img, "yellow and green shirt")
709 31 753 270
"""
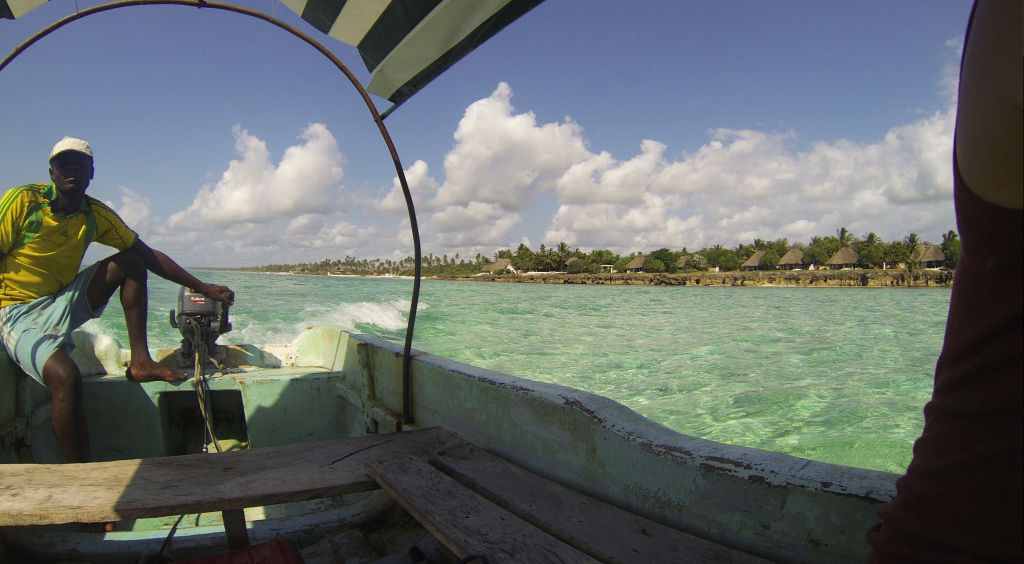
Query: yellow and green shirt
0 183 137 308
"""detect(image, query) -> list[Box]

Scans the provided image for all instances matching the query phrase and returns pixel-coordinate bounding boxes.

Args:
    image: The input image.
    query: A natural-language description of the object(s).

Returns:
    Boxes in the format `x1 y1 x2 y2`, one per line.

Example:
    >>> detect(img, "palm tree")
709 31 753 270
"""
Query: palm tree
904 233 921 271
837 227 854 247
556 242 571 270
941 230 961 269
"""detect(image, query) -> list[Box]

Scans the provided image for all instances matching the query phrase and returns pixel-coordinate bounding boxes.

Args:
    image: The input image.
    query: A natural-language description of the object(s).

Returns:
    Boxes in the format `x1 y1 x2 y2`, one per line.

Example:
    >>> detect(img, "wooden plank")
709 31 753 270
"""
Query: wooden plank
365 455 600 564
222 508 250 550
0 427 459 526
431 444 773 564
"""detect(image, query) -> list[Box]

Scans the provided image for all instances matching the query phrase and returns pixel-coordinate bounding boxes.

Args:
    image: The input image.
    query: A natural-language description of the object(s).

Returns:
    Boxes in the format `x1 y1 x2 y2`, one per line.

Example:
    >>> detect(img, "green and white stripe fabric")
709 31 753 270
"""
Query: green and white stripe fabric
0 0 47 20
2 0 544 108
278 0 544 106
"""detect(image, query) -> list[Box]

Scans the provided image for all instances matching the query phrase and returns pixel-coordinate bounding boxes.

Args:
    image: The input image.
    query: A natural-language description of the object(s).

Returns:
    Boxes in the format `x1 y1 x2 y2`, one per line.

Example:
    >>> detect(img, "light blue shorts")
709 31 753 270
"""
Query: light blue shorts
0 262 105 385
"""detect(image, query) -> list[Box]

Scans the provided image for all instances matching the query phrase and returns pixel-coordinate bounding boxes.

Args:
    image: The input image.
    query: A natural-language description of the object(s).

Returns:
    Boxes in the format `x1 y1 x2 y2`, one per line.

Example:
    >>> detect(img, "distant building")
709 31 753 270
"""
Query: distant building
626 255 645 273
482 258 514 274
565 257 578 265
913 244 946 268
741 250 767 271
675 255 689 269
777 248 804 270
601 264 615 273
825 247 859 269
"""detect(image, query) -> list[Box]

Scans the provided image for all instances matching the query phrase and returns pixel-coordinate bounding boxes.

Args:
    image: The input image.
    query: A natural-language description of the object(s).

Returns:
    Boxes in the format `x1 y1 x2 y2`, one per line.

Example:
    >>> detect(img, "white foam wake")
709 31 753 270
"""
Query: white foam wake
227 299 428 346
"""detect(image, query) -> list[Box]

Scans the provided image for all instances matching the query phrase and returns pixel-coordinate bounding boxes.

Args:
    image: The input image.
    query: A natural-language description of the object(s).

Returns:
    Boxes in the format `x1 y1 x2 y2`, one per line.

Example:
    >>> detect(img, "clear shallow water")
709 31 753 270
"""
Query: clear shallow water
86 271 950 474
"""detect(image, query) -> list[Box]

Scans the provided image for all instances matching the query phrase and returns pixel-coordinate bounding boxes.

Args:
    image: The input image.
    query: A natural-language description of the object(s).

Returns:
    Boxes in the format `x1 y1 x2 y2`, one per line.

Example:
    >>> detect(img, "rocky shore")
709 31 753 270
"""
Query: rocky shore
432 269 953 287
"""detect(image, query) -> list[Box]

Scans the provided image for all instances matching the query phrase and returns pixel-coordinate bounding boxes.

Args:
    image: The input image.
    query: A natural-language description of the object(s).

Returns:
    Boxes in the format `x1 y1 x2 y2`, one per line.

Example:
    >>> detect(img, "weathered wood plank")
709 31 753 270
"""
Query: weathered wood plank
432 443 774 564
365 455 600 564
0 428 458 526
222 508 250 550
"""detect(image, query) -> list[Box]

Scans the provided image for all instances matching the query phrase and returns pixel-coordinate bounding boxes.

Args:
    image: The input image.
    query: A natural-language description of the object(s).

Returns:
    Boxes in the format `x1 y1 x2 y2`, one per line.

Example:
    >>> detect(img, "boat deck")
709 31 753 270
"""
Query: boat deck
71 364 365 464
0 428 770 563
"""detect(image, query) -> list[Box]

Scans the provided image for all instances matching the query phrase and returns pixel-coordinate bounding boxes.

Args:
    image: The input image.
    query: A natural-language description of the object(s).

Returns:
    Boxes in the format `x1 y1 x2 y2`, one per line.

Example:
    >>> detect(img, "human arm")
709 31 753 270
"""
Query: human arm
954 0 1023 209
129 238 234 305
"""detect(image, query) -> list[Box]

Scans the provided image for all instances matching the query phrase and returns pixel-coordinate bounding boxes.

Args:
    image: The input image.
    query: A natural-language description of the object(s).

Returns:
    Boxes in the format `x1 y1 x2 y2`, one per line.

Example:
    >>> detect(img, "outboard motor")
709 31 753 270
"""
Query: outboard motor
169 286 232 360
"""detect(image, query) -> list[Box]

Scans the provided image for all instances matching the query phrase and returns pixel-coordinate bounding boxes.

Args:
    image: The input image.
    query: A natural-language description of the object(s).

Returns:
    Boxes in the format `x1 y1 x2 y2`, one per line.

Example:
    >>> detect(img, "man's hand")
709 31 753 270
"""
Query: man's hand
202 284 234 306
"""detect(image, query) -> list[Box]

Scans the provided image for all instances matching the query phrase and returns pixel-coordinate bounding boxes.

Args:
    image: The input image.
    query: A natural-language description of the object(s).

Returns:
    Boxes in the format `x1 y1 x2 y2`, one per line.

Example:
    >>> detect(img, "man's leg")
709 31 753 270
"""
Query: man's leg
41 349 115 532
86 250 186 382
41 350 89 463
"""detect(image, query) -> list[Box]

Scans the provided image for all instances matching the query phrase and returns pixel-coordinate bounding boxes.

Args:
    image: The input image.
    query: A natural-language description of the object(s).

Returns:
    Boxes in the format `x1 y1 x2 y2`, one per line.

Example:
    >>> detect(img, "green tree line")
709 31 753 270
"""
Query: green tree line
239 228 961 276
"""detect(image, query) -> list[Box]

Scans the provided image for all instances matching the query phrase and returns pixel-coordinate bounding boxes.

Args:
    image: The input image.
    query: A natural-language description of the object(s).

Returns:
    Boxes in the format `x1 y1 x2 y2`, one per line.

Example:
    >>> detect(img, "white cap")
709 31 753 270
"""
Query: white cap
50 137 93 160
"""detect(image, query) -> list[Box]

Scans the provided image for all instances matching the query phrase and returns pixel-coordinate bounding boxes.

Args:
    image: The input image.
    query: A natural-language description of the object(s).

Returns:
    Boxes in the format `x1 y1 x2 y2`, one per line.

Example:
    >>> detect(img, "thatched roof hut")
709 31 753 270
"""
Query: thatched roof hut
675 255 689 268
778 248 804 270
913 244 946 267
741 250 766 271
482 258 512 273
626 255 645 272
565 257 578 265
825 247 859 269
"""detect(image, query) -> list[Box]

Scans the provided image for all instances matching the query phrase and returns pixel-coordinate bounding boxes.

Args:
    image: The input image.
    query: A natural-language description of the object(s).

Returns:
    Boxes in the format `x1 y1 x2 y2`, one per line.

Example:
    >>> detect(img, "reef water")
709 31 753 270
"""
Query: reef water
87 271 951 474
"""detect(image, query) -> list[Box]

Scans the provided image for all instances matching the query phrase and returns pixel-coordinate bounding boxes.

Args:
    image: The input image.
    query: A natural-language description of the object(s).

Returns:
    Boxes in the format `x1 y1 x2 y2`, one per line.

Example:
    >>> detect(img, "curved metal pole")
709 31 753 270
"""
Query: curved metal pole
0 0 422 425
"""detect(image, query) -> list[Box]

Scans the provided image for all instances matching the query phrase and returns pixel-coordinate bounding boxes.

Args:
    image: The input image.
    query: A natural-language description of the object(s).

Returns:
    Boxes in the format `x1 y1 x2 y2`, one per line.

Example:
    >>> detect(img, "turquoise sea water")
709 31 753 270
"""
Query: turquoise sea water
85 271 951 474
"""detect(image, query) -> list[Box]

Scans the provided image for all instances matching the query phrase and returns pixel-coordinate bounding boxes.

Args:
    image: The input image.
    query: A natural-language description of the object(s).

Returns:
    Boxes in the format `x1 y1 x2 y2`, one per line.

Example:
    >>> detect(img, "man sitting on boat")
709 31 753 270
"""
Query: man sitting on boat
0 137 233 465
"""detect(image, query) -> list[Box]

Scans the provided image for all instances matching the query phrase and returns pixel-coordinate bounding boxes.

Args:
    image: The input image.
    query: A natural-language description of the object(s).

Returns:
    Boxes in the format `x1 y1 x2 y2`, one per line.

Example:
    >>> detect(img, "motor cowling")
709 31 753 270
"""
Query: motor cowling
169 287 231 360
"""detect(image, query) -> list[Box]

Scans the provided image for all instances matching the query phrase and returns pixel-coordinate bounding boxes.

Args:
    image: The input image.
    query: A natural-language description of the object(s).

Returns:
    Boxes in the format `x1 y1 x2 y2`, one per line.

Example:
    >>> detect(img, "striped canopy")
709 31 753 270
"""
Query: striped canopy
2 0 544 108
0 0 47 19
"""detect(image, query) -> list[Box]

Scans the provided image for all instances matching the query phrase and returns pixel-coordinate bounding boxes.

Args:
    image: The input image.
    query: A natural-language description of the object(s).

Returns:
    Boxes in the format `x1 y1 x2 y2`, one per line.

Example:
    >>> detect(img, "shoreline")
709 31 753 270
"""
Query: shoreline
429 269 953 288
205 268 953 287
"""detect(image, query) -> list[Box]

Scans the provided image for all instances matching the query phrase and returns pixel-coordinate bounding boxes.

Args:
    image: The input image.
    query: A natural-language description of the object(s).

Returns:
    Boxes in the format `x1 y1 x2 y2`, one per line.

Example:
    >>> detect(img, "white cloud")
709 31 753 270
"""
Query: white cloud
379 72 960 258
411 82 590 253
542 101 956 251
224 222 280 247
544 198 703 251
430 202 521 247
283 214 376 250
105 186 151 233
167 124 345 229
395 217 413 248
378 160 439 214
556 142 662 205
432 82 590 211
940 37 963 106
117 123 400 266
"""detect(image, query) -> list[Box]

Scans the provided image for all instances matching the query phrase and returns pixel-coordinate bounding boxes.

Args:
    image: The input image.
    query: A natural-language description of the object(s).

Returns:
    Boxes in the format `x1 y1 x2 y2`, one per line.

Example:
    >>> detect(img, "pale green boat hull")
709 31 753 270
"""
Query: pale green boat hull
0 326 898 563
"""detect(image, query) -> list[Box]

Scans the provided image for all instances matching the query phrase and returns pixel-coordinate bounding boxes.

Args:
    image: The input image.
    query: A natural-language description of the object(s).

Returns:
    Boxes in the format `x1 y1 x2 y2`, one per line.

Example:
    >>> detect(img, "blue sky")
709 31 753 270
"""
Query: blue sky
1 0 972 266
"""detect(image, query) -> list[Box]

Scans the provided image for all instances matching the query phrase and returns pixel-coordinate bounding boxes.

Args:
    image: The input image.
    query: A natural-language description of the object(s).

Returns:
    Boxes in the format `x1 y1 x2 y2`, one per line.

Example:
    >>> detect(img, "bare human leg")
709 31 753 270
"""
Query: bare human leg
41 351 114 532
41 350 89 463
87 250 186 382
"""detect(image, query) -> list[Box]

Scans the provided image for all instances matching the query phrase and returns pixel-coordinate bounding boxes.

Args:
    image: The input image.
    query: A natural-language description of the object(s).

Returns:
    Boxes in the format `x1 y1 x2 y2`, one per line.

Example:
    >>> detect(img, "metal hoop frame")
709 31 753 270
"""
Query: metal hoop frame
0 0 422 424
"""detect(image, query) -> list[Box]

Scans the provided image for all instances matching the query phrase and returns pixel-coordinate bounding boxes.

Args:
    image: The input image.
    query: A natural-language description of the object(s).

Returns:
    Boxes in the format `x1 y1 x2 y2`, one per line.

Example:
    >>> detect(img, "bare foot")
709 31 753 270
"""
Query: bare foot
126 359 187 382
